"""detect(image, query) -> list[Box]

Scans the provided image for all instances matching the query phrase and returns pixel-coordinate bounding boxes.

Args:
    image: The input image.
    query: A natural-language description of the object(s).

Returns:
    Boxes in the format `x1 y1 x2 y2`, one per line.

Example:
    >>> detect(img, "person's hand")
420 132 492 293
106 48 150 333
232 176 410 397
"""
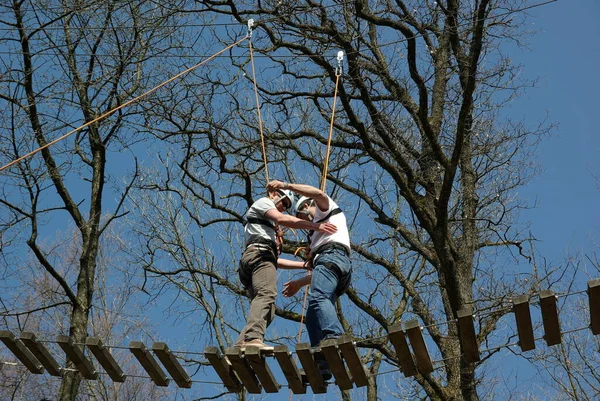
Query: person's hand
267 180 286 192
282 280 302 297
317 222 337 234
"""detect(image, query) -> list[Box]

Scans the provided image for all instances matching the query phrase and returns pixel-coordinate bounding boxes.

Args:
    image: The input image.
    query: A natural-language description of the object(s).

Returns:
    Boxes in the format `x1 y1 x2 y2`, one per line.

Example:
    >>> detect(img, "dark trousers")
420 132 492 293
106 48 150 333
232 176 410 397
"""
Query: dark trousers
235 247 277 346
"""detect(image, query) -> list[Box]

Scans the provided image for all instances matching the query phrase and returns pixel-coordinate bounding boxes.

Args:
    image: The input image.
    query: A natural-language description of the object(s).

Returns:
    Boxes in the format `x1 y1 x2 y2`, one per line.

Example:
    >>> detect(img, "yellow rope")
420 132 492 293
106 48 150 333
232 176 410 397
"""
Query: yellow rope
319 68 341 192
248 38 269 184
0 36 250 174
289 64 342 401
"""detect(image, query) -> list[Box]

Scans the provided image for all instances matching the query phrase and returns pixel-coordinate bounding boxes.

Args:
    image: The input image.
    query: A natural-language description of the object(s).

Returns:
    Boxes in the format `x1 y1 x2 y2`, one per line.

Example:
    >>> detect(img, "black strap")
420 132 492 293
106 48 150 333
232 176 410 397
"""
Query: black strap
245 217 275 229
312 242 349 256
309 207 343 238
245 238 279 256
315 207 342 224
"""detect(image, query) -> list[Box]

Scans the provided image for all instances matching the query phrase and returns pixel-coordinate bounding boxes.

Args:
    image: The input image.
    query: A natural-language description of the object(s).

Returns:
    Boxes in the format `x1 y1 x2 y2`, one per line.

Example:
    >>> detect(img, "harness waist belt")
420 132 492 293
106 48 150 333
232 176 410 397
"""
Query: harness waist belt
312 242 349 257
245 240 278 255
246 243 273 251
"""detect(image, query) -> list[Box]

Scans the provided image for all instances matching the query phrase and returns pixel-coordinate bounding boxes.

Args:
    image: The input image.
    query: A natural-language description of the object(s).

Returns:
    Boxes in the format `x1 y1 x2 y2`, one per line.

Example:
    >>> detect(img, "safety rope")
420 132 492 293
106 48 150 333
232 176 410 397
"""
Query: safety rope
248 19 287 257
288 52 344 401
0 36 250 173
319 50 344 192
247 19 270 185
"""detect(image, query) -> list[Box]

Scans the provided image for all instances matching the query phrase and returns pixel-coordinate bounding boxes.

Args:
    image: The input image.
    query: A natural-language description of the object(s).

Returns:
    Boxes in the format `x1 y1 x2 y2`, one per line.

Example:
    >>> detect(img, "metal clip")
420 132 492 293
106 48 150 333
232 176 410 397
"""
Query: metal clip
336 51 344 75
247 19 254 37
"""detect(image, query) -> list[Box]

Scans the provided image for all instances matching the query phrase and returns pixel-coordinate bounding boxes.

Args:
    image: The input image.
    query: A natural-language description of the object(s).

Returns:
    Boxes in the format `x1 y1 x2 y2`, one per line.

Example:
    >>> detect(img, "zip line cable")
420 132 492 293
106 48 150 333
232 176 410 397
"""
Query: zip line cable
0 0 555 33
0 35 250 174
0 0 557 61
0 0 356 31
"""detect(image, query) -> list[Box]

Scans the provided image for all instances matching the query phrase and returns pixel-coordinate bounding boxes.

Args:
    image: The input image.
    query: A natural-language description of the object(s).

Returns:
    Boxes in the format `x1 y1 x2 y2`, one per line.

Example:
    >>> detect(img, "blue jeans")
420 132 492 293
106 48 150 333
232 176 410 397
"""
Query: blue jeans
306 248 352 347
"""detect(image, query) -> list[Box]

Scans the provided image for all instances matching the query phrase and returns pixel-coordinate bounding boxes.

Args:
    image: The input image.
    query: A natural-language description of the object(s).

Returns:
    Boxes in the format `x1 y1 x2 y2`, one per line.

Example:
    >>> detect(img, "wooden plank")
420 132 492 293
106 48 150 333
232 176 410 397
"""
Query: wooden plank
20 332 62 377
225 347 261 394
57 335 97 379
129 341 169 387
588 279 600 335
0 330 44 374
320 338 353 390
337 334 369 387
539 290 561 346
388 324 417 377
244 346 280 393
86 337 126 382
295 343 326 394
204 346 242 393
152 342 192 388
273 345 306 394
405 320 433 374
513 295 535 351
457 308 480 363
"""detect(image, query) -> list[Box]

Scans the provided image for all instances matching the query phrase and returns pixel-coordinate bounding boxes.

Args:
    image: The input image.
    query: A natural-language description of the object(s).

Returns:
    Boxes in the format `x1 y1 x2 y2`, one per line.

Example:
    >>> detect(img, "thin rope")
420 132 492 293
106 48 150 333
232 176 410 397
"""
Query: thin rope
288 63 342 401
319 68 341 192
0 35 249 174
296 60 342 329
287 278 310 401
248 37 269 184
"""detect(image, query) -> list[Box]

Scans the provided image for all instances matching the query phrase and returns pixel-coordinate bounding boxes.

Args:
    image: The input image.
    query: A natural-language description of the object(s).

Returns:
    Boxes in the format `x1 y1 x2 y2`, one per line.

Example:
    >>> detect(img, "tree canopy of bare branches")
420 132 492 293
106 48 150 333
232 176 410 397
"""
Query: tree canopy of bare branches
0 1 199 399
123 1 560 400
4 1 593 400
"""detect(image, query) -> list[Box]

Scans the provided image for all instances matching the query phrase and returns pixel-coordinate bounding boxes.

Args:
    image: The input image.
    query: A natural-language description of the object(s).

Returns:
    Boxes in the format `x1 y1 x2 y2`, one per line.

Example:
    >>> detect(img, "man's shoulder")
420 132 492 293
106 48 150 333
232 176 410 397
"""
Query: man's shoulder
249 197 276 213
326 195 339 208
318 195 338 212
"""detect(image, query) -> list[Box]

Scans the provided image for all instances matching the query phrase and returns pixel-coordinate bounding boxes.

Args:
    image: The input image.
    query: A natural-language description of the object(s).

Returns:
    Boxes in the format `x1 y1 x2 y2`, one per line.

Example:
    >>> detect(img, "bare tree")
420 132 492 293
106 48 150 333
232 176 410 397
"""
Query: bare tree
0 226 177 400
525 171 600 401
0 1 198 399
123 1 562 400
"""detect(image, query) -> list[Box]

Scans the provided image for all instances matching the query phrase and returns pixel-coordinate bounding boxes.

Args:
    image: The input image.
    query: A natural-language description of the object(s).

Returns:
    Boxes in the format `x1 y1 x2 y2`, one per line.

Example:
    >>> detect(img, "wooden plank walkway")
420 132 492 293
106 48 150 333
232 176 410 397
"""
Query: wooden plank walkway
1 281 598 393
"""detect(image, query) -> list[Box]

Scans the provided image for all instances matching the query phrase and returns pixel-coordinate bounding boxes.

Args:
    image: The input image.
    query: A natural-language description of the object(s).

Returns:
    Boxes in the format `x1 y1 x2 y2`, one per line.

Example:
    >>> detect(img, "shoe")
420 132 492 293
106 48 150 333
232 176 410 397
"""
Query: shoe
240 339 274 351
315 359 332 381
319 366 332 381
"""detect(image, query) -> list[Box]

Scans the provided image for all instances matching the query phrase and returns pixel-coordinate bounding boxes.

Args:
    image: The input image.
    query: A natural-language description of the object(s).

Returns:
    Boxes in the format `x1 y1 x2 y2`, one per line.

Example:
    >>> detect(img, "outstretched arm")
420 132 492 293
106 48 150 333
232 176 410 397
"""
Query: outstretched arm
277 258 307 270
264 208 337 233
268 180 329 211
282 274 312 297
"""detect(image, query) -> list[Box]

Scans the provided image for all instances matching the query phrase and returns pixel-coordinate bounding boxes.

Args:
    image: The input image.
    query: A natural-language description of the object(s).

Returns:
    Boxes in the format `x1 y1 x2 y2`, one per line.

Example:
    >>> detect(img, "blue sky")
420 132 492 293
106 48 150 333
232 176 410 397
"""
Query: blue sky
2 1 598 399
516 0 599 266
486 1 600 397
152 2 600 398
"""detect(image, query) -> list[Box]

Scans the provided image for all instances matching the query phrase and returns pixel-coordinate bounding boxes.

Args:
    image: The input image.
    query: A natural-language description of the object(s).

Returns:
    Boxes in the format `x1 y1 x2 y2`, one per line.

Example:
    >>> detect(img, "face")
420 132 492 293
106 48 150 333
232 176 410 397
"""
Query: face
274 190 292 212
295 200 313 221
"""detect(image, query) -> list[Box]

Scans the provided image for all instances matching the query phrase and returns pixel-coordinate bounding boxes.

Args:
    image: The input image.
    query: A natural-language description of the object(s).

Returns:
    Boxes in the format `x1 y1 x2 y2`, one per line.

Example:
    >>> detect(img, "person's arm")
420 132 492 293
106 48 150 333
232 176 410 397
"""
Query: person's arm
277 258 306 270
282 275 312 297
267 180 329 211
264 208 337 234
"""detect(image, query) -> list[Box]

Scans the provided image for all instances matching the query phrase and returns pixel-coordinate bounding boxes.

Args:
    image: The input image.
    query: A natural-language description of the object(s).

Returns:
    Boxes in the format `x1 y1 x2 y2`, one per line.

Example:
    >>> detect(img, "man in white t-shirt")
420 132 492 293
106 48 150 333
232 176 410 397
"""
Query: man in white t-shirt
268 180 351 381
235 184 337 351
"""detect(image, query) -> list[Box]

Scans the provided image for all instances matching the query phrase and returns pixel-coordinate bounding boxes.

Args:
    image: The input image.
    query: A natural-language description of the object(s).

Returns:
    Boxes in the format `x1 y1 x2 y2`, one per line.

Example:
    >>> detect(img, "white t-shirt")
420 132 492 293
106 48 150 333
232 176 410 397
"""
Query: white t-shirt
310 196 350 253
244 197 277 246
